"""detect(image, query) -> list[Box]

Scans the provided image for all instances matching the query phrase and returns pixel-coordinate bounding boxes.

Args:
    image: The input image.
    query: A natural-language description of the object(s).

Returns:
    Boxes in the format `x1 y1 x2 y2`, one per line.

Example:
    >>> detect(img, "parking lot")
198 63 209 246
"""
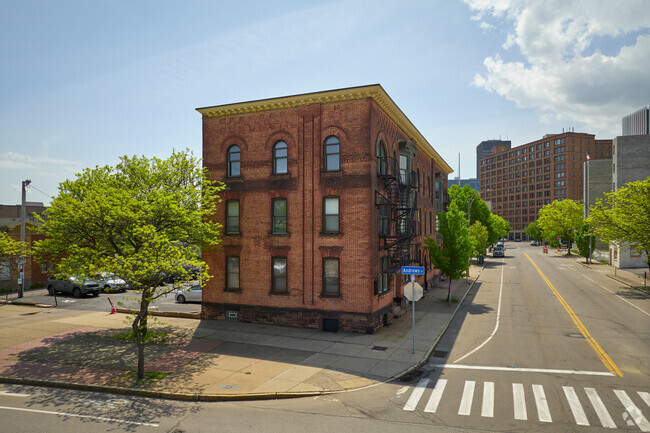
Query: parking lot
2 285 201 314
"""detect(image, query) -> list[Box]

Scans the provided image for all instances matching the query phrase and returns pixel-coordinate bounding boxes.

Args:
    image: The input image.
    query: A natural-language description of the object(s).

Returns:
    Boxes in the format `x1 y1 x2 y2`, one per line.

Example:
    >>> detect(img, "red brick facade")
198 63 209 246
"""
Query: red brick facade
199 85 452 333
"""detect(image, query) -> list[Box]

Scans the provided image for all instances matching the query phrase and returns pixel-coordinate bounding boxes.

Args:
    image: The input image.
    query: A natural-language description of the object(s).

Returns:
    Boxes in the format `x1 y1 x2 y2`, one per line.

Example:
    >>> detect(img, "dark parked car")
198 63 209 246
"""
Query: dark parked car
47 276 101 297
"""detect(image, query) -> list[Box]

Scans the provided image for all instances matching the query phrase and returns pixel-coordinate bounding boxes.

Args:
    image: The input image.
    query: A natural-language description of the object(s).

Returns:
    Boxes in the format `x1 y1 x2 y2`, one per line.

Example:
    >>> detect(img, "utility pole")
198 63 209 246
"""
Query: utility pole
19 179 31 298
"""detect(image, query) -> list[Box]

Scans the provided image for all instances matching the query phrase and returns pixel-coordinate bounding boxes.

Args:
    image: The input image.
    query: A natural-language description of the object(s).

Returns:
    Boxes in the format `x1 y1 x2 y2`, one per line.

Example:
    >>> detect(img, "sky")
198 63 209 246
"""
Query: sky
1 0 649 206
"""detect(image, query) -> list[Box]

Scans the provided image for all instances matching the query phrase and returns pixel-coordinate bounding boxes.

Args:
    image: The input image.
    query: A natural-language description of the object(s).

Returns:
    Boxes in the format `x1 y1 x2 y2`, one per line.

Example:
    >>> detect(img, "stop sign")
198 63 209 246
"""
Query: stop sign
404 282 423 301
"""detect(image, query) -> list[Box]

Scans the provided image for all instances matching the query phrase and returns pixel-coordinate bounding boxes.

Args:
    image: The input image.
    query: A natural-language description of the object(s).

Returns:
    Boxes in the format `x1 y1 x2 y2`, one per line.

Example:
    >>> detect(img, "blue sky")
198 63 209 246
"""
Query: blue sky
1 0 649 205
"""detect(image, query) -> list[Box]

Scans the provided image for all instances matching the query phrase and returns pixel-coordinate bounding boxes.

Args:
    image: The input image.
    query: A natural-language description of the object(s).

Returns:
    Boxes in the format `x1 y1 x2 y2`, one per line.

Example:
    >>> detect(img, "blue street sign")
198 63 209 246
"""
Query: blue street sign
401 266 424 275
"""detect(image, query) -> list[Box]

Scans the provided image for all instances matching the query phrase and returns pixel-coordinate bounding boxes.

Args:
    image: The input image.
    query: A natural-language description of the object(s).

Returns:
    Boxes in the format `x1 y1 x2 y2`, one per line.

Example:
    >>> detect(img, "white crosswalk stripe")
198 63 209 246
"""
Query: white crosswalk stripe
481 381 494 418
401 379 649 430
563 386 589 426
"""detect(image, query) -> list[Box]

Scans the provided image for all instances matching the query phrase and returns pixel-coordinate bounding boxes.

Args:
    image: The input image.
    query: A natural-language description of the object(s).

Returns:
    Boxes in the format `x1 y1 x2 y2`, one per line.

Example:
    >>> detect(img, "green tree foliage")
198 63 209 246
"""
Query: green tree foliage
424 202 473 303
468 221 489 260
448 184 501 244
537 199 583 255
588 178 650 271
524 220 543 241
489 214 511 242
33 150 224 380
0 232 26 261
575 222 596 263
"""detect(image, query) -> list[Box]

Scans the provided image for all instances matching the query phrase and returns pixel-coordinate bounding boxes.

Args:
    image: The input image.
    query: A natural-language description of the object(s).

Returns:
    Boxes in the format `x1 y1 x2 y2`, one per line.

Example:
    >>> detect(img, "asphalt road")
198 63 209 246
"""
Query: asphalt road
1 242 648 432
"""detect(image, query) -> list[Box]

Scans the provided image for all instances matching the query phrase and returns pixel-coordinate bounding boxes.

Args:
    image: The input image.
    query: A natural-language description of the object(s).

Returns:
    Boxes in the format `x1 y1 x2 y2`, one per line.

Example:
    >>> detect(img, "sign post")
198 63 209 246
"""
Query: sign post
402 266 424 354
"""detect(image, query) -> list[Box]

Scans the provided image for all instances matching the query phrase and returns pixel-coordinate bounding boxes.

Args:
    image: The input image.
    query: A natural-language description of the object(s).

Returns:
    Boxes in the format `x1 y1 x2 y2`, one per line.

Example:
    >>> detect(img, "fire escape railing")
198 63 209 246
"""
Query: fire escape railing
376 156 418 270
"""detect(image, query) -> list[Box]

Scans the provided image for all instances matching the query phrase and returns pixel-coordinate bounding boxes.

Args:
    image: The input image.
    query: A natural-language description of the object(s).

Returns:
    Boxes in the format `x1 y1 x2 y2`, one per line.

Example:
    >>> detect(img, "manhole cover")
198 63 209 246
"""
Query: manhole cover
568 333 584 338
372 346 388 351
432 350 448 358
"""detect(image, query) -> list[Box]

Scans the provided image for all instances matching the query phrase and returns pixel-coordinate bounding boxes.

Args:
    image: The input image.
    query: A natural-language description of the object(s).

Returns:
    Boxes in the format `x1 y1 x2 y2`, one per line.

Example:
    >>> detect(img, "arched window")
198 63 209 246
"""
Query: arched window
273 141 288 174
376 140 387 175
324 136 340 171
227 145 241 177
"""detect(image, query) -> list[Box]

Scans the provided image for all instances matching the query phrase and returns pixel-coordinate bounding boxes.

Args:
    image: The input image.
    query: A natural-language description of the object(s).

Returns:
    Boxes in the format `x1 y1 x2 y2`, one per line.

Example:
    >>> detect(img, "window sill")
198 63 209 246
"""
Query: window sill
269 232 290 237
320 293 341 299
320 170 342 176
223 287 242 293
320 232 342 237
269 290 290 296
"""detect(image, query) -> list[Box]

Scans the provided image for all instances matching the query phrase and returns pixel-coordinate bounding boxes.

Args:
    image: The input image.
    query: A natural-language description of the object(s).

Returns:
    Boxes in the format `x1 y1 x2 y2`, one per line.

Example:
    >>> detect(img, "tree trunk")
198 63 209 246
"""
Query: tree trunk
132 290 151 381
447 278 452 304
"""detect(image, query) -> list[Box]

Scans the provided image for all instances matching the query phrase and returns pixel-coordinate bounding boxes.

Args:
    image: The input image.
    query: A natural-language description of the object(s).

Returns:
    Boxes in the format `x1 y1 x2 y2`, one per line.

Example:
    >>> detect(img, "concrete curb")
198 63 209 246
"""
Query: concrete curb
0 299 55 308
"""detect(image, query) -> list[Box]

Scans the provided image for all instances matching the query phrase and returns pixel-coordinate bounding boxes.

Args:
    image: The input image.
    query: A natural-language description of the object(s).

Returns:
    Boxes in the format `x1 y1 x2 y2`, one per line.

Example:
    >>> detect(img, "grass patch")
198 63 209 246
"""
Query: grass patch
598 259 609 264
109 370 170 387
112 329 172 344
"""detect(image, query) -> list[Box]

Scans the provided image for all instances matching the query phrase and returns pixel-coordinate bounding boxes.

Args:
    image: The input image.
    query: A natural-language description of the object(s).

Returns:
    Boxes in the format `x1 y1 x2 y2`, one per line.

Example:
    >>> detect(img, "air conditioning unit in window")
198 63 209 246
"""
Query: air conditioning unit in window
226 310 239 321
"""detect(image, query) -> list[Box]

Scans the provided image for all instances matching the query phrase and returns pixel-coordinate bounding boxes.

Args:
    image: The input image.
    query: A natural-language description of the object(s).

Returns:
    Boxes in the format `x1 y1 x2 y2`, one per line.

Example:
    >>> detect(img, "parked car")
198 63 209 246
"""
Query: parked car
175 285 202 303
530 240 539 246
496 241 504 248
47 276 101 298
95 272 128 293
492 246 505 257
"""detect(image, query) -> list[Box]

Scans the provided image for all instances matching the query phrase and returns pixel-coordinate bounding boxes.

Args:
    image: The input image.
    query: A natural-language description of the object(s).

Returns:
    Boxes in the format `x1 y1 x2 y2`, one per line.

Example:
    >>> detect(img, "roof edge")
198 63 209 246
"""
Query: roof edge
196 85 453 174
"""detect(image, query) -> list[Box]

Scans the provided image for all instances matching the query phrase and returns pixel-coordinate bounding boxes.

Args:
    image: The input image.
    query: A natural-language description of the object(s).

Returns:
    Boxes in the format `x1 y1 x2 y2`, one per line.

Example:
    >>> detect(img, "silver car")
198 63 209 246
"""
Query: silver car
175 285 202 303
47 276 101 298
95 272 128 293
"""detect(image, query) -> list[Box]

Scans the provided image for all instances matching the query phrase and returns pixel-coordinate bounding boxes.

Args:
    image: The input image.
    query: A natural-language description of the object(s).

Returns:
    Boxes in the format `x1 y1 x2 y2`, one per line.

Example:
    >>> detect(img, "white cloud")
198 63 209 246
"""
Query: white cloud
0 151 81 169
465 0 650 135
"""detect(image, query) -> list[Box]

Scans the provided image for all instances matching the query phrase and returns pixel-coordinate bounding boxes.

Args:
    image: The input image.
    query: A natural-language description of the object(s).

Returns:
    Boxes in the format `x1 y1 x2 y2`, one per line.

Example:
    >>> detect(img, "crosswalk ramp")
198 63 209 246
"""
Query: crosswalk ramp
402 378 650 431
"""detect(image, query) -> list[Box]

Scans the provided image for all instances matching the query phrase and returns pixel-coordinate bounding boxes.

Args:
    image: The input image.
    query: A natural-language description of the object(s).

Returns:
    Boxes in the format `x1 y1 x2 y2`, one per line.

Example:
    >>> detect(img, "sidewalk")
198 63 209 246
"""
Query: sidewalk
0 265 482 401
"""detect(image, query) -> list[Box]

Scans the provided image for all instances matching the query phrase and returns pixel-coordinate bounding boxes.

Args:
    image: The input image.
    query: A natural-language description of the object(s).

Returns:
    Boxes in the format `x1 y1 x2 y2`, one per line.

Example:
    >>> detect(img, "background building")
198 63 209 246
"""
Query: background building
479 132 611 240
198 85 452 333
448 177 479 192
476 139 511 178
622 106 649 135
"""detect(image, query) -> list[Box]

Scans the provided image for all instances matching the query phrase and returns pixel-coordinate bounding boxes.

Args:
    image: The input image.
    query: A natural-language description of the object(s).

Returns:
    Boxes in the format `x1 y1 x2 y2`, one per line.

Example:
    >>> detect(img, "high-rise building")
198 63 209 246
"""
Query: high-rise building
622 106 649 136
478 132 612 240
476 139 511 178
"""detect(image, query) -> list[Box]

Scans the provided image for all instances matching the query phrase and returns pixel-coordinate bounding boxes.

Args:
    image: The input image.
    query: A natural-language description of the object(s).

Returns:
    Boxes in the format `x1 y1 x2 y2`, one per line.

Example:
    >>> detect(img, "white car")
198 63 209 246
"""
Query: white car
96 273 128 293
175 285 202 303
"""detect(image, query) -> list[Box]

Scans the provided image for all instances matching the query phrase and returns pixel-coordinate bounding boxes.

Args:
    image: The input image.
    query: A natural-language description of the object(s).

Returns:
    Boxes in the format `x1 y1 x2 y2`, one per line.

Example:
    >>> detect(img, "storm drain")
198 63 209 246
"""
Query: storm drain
432 350 449 358
372 346 388 351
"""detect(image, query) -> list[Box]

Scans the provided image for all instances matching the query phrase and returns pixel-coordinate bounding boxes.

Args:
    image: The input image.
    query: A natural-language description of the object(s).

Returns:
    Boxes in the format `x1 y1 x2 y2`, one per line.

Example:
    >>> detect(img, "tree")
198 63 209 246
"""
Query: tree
524 220 543 241
0 232 26 261
34 150 224 381
537 199 583 255
489 213 511 243
588 178 650 272
575 222 596 264
424 202 473 303
468 221 489 261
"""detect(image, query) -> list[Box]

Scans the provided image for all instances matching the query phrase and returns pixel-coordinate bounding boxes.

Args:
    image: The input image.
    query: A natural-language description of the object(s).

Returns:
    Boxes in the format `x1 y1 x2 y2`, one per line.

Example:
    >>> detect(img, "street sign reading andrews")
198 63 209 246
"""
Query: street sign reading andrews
401 266 424 275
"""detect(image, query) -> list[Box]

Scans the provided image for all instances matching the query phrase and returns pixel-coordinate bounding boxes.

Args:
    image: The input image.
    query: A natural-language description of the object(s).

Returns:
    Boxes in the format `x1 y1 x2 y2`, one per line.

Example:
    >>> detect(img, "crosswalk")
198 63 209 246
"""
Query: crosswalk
402 378 650 431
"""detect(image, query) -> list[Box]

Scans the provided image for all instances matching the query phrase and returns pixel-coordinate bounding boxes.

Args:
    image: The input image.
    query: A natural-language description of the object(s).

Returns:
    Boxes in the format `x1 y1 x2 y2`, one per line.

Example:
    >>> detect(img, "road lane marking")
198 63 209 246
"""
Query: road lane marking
453 257 504 364
423 379 447 413
458 380 475 416
585 387 616 429
532 384 552 423
576 271 650 317
523 251 623 377
512 383 527 420
481 381 494 418
614 390 650 432
0 405 159 427
640 391 650 409
403 378 429 411
433 364 615 376
563 386 589 426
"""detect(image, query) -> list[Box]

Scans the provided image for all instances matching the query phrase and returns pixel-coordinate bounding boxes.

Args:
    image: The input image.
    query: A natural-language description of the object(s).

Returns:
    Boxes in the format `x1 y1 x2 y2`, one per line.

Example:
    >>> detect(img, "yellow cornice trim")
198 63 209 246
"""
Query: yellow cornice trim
197 85 453 174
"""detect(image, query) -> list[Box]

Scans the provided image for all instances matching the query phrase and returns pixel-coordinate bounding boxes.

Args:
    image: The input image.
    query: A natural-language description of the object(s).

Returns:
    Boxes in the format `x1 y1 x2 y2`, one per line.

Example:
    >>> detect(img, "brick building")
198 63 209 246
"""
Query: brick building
198 85 452 333
478 132 612 240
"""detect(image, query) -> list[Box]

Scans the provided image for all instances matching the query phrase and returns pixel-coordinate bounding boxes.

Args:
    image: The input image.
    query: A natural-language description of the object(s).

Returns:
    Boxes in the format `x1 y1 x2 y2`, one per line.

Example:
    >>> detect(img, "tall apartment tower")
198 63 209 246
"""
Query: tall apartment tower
622 106 649 136
198 85 452 333
478 132 612 240
476 140 511 178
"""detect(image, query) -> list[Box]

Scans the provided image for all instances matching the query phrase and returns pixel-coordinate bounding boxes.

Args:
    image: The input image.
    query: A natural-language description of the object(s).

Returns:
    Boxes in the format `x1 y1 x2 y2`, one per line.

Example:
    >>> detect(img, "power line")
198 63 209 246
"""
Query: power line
27 184 53 199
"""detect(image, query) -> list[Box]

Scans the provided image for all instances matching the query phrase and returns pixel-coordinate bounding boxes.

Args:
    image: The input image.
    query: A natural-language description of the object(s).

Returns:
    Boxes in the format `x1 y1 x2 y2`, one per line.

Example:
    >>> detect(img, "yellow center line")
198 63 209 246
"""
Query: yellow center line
521 250 623 377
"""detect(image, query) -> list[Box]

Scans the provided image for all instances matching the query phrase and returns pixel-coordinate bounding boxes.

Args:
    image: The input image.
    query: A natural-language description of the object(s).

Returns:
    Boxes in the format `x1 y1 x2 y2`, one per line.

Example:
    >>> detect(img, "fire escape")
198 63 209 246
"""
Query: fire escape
376 151 418 272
